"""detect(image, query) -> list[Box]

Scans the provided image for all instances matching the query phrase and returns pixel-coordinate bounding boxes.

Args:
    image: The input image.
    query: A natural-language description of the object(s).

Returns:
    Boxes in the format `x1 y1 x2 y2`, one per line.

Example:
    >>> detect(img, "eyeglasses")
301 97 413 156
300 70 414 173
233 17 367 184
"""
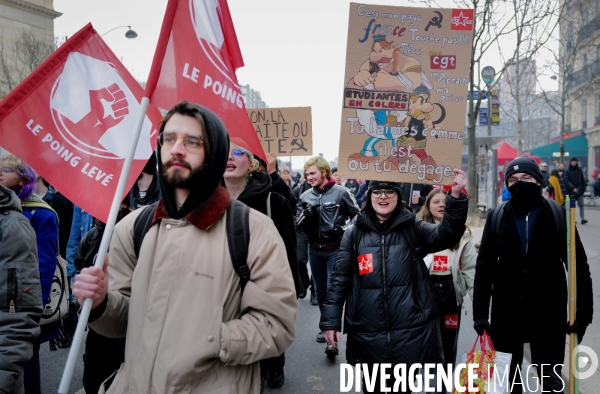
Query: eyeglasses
231 149 246 158
507 174 535 186
158 132 204 153
371 189 397 198
0 167 21 176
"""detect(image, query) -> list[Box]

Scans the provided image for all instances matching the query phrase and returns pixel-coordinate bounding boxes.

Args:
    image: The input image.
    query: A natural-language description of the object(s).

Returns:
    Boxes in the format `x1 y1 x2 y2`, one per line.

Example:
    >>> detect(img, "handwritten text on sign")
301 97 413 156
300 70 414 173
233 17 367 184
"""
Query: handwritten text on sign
246 107 312 156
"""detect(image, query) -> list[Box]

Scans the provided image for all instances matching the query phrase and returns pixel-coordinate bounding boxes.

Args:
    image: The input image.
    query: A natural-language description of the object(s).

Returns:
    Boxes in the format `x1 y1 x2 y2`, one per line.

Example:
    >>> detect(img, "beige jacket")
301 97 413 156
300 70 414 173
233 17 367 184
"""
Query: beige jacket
89 187 297 393
426 228 476 305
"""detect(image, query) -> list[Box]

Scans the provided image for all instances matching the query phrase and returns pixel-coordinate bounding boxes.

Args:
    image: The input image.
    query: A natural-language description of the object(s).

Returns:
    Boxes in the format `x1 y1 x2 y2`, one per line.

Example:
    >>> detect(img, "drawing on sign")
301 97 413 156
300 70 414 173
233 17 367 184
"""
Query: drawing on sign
290 138 308 154
343 33 447 181
339 5 473 184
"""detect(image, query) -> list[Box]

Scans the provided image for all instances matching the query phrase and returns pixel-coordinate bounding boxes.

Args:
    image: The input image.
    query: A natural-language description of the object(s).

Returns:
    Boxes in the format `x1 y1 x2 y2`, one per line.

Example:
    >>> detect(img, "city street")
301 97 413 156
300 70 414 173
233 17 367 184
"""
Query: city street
39 207 600 393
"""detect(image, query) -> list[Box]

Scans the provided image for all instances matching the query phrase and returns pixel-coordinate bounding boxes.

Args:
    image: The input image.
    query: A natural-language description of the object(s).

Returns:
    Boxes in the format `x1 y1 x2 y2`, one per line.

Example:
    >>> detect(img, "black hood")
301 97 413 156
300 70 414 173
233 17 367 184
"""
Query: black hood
237 171 271 214
157 104 230 219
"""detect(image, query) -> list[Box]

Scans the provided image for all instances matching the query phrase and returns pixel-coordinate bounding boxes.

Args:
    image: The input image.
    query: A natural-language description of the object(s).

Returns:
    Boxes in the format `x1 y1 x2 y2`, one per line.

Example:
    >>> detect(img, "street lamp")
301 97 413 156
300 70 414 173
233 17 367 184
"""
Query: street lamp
101 25 138 39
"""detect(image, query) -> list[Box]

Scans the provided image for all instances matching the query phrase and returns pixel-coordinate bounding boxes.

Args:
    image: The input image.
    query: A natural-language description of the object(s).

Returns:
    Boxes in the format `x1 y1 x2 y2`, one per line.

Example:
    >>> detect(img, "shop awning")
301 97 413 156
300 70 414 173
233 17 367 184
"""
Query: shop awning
532 134 588 159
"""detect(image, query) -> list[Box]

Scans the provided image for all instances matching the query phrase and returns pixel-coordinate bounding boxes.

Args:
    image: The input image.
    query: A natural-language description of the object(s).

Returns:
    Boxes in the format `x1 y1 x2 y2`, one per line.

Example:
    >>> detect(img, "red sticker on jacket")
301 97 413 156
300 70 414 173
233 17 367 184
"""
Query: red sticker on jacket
432 255 448 271
451 9 474 30
445 314 459 329
358 254 374 275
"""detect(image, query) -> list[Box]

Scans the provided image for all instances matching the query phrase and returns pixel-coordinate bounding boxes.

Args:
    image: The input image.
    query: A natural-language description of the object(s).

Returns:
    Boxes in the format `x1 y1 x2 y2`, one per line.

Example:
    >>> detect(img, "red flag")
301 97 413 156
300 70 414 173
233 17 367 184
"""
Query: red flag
0 24 163 222
147 0 265 161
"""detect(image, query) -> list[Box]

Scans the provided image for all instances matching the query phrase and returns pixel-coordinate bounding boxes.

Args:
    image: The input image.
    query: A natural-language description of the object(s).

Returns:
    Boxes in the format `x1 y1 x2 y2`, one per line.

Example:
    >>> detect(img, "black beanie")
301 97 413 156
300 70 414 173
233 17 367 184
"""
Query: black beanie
368 181 402 192
504 157 543 186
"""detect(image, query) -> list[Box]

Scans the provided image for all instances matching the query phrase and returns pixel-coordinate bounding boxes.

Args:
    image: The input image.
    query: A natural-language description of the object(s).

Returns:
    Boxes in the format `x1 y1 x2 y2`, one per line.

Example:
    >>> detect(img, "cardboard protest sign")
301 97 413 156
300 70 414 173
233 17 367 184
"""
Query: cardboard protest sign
339 4 474 184
247 107 312 156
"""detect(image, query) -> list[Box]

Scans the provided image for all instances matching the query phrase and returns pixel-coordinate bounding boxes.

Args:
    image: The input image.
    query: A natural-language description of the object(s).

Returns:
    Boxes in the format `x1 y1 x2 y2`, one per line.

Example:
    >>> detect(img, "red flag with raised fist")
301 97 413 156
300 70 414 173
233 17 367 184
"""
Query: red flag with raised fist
146 0 265 161
0 24 163 222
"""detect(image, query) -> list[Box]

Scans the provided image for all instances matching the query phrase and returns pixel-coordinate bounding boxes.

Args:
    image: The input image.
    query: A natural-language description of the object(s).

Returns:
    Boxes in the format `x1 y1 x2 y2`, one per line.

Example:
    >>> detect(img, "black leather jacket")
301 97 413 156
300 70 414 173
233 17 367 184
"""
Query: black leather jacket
297 179 359 249
319 193 468 365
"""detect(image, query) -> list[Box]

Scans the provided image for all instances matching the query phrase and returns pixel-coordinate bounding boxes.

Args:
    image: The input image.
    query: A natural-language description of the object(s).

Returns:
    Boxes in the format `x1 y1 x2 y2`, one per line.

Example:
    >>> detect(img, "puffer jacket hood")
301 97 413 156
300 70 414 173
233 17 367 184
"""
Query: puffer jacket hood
238 171 271 210
157 104 230 219
0 184 21 213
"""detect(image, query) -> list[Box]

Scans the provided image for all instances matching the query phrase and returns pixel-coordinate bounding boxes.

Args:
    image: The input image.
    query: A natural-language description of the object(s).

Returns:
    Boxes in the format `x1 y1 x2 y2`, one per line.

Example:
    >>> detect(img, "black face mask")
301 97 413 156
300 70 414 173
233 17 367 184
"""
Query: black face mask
508 181 542 216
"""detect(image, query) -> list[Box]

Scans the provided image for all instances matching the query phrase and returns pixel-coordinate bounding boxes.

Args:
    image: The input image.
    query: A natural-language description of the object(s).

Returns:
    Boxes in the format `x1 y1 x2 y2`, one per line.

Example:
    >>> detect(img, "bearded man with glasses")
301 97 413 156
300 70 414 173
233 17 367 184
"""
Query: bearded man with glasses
73 101 297 394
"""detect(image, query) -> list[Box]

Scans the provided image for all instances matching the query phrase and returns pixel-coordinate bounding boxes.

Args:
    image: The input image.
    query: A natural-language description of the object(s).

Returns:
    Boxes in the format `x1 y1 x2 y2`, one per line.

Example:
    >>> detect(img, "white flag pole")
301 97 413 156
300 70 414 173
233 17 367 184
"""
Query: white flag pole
58 96 150 393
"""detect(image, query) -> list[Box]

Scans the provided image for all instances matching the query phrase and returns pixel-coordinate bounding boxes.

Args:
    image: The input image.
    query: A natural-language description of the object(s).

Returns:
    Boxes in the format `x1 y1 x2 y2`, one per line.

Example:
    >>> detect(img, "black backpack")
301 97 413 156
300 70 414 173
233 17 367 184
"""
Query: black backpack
133 199 251 292
490 199 566 237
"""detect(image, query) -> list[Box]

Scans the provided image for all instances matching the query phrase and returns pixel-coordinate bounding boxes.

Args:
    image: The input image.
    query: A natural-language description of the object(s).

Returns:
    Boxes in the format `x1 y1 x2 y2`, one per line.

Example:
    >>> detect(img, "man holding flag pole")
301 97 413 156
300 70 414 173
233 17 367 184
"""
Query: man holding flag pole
0 0 285 391
473 157 593 394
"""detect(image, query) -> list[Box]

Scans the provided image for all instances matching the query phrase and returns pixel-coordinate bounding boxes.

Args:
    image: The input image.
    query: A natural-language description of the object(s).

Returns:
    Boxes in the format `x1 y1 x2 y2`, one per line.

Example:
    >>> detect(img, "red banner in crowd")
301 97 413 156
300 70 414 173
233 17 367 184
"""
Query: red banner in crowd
0 24 163 222
146 0 266 161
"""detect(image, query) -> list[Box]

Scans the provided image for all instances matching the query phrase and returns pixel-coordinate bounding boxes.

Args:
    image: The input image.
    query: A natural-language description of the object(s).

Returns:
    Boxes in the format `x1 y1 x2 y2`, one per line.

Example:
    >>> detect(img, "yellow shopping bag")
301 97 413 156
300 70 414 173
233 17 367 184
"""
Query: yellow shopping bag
452 332 512 394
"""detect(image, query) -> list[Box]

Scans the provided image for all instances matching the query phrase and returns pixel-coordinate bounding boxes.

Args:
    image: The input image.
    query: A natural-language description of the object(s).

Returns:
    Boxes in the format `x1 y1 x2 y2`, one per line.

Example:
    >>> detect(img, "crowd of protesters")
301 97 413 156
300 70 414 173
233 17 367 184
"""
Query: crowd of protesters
0 101 593 394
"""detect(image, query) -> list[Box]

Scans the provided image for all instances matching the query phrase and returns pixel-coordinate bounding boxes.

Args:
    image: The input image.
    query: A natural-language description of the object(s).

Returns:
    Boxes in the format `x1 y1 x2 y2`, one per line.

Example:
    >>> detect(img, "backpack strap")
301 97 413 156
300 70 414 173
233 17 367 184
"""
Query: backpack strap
133 202 158 259
491 201 508 237
266 193 272 219
226 199 251 292
547 199 567 233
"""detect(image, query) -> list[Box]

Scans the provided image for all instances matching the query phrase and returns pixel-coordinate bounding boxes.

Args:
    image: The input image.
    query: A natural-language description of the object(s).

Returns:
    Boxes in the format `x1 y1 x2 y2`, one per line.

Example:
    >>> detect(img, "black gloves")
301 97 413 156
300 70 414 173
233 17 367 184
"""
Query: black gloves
566 320 588 343
474 319 491 336
304 205 319 218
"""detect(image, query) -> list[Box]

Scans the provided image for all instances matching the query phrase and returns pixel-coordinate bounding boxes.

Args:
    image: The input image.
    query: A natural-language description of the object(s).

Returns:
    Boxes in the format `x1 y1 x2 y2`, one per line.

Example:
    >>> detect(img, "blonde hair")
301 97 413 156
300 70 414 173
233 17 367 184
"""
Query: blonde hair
232 144 260 173
303 156 331 179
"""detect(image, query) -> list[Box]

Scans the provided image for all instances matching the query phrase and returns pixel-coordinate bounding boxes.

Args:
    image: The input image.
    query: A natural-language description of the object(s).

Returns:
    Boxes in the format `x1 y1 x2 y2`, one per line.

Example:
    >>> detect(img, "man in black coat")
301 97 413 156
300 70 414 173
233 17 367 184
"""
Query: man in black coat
564 157 588 224
474 157 593 394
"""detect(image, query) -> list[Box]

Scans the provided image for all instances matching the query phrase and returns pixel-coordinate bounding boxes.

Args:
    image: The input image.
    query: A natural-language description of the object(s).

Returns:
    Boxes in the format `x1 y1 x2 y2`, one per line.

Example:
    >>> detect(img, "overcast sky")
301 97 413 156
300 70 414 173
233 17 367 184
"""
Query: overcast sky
53 0 557 169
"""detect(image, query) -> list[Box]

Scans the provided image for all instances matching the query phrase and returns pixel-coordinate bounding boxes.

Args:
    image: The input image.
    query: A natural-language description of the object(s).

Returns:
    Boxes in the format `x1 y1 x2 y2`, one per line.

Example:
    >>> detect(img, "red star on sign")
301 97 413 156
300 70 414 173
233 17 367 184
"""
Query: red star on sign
358 253 374 275
432 255 448 271
451 9 474 30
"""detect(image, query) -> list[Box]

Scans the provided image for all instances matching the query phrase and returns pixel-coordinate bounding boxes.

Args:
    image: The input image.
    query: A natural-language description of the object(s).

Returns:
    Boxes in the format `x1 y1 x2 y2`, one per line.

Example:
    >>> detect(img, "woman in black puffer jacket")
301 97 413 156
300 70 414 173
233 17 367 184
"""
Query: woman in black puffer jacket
320 173 468 393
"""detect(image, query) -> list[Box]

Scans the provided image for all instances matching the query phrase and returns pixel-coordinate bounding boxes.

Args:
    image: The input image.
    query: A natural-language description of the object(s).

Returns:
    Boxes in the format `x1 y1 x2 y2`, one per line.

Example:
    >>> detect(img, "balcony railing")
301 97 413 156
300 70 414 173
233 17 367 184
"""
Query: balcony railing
567 60 600 90
577 14 600 44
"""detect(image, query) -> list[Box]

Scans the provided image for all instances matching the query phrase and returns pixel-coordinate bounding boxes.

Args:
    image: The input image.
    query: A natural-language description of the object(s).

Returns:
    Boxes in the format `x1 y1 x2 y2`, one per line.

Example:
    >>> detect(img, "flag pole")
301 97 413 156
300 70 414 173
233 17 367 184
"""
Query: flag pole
59 2 177 391
568 195 578 394
58 96 150 394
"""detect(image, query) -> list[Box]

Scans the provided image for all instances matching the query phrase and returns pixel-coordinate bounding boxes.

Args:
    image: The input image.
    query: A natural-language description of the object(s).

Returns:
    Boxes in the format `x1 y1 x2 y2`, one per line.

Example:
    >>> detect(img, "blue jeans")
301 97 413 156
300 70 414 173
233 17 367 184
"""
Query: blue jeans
308 248 339 313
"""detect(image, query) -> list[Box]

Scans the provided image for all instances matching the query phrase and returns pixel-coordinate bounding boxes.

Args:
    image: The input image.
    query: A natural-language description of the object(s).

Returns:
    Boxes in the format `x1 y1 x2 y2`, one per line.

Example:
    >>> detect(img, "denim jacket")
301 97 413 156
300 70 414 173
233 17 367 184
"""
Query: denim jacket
66 206 95 278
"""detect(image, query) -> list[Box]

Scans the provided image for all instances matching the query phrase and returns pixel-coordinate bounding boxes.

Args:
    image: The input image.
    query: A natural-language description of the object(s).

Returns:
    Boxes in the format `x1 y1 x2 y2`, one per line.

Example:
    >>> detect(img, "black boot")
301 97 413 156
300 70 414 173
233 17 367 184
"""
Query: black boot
310 288 318 306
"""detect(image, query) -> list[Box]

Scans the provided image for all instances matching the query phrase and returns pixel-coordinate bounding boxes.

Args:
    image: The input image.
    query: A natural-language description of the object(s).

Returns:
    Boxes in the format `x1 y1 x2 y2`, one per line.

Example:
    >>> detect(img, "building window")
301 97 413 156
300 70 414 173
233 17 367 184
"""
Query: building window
597 0 600 16
568 22 574 50
583 99 588 128
583 10 589 26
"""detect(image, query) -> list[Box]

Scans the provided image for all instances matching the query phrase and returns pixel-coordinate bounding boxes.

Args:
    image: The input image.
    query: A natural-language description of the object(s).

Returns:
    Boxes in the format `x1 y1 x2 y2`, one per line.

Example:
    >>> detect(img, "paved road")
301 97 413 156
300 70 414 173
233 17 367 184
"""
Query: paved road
40 208 600 393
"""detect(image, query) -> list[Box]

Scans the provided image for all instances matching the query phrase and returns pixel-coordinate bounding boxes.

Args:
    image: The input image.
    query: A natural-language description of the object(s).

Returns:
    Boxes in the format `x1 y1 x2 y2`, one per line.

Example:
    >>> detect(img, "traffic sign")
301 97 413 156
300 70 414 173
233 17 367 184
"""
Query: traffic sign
482 66 495 85
468 90 487 100
479 108 487 125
